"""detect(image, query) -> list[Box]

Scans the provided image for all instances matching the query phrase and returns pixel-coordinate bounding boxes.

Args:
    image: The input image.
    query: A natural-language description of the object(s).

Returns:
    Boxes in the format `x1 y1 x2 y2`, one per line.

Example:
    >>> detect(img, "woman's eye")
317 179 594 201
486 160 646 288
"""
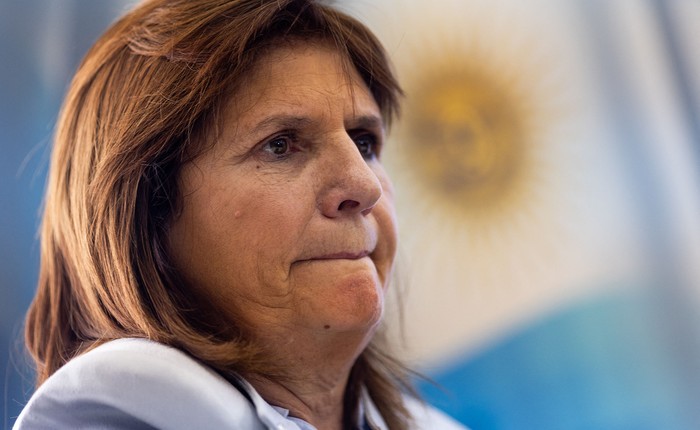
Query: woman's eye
263 136 292 156
354 133 378 159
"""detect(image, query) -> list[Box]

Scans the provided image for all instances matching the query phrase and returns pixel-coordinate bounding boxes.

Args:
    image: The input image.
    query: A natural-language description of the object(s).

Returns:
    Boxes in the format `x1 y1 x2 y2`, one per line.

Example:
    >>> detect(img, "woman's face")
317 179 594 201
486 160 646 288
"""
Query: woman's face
168 43 397 343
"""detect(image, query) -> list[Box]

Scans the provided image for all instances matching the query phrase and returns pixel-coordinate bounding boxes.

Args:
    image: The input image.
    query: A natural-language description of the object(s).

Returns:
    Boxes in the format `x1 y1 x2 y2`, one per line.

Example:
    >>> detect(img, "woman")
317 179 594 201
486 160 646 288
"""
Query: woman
15 0 466 429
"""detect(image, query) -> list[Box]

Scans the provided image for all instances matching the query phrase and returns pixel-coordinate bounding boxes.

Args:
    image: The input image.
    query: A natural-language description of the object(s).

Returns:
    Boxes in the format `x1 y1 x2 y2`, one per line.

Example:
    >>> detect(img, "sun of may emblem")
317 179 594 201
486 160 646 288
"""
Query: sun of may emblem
399 51 544 221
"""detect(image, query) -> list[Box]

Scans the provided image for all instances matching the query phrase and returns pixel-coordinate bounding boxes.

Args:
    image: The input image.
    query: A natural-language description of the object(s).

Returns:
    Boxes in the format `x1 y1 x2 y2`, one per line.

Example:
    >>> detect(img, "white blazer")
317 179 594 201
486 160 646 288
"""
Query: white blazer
14 338 467 429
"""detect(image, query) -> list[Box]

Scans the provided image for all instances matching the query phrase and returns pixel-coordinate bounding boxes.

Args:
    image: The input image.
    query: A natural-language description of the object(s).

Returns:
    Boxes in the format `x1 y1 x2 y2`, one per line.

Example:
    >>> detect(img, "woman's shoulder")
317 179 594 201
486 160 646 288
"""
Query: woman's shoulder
14 338 265 430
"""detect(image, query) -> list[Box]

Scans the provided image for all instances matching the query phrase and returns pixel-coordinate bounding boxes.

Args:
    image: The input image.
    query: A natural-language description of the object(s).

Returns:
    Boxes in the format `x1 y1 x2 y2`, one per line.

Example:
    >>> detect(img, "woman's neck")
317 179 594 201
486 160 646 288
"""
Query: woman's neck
242 328 372 430
245 371 347 430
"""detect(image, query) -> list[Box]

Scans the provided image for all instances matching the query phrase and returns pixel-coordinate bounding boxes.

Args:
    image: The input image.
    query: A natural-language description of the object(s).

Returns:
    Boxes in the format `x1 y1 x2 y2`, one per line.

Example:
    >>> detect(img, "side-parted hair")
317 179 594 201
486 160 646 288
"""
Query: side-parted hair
25 0 412 428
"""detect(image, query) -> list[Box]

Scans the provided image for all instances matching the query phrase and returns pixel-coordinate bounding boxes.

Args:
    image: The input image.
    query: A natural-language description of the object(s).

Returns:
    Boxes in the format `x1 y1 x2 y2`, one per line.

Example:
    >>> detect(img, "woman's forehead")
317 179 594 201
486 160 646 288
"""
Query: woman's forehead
223 43 381 127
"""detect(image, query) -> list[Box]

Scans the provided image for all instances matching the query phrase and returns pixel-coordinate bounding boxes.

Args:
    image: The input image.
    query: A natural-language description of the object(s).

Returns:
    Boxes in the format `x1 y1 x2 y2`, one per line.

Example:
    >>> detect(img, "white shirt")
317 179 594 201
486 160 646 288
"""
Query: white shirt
14 338 467 429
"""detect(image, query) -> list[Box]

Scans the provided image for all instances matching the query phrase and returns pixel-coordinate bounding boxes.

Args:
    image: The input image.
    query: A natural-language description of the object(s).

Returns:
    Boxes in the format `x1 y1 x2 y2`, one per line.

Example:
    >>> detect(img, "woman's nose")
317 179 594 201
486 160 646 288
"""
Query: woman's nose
318 135 382 218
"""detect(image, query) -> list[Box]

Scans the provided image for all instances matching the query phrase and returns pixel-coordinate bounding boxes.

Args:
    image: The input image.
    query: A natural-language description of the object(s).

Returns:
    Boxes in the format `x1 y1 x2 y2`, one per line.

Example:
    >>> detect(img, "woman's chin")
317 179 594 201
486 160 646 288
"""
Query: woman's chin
292 264 385 334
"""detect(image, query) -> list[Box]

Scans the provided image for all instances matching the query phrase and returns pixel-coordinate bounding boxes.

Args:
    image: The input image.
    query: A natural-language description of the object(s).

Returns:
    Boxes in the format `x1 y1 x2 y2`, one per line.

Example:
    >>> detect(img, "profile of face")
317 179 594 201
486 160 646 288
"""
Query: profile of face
168 43 398 348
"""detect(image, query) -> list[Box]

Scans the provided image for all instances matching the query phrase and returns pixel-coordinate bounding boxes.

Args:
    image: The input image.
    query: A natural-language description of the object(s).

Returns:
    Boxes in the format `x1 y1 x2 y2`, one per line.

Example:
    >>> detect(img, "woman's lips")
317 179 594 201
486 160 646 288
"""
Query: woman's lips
295 231 378 264
307 250 371 261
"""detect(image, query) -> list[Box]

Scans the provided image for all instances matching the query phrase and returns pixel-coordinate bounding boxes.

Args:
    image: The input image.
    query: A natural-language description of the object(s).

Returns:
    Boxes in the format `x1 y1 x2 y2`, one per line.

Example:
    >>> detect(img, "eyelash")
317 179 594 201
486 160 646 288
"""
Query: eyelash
261 133 299 159
352 132 381 160
259 130 382 160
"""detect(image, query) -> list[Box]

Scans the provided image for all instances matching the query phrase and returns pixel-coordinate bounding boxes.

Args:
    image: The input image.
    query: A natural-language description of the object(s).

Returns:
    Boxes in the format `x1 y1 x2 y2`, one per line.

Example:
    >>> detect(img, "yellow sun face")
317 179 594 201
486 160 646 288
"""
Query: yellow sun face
403 61 533 215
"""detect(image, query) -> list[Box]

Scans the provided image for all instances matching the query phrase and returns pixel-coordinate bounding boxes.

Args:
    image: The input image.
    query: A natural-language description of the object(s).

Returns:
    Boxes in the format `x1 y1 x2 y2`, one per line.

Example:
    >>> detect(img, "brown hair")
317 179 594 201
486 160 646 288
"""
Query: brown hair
25 0 413 428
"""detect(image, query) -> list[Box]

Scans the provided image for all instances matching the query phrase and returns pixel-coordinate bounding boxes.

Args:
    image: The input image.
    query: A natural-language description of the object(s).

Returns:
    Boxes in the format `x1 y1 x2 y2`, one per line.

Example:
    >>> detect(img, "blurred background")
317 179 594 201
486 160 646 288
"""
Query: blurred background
1 0 699 428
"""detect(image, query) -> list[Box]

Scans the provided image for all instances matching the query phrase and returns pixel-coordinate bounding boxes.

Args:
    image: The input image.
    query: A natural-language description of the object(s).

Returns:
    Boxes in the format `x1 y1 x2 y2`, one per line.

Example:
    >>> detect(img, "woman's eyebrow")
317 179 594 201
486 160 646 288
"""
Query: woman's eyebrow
346 114 384 131
252 115 313 134
250 114 384 134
